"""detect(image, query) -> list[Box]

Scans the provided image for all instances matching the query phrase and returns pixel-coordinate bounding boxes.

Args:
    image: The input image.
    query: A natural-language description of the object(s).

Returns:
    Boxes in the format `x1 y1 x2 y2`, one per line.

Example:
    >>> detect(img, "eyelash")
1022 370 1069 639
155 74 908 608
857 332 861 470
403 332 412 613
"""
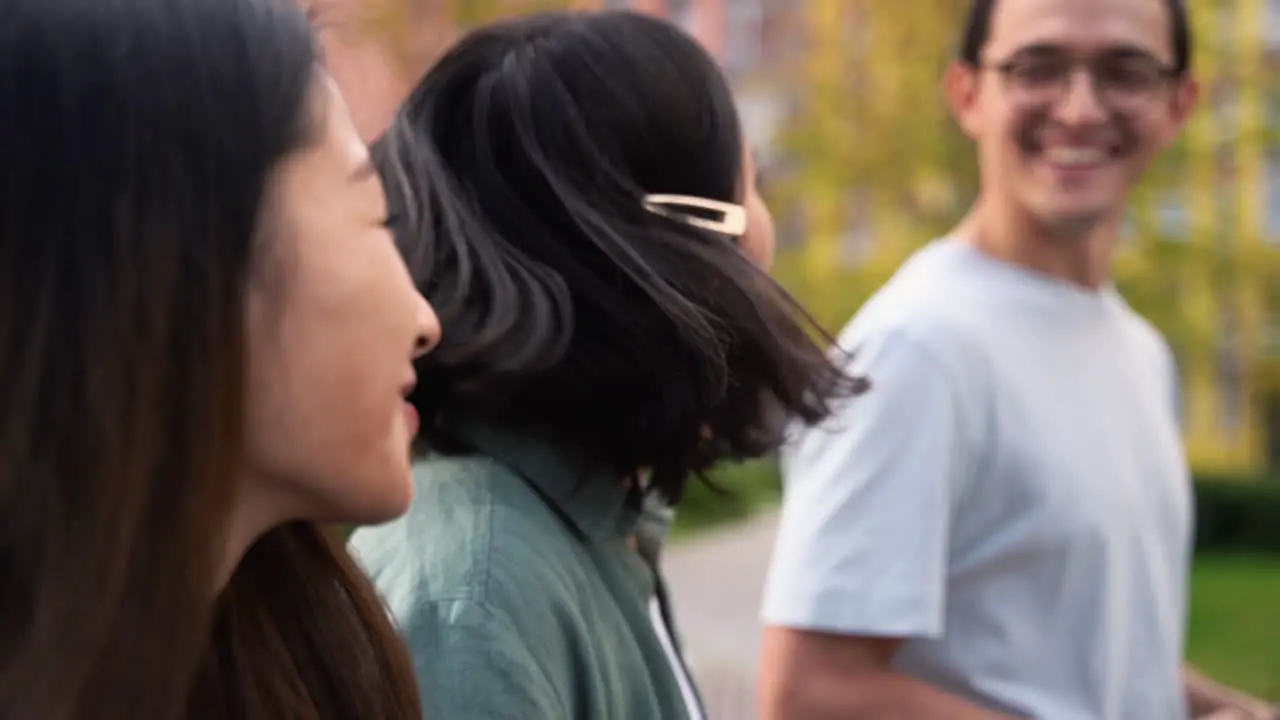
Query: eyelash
382 212 404 230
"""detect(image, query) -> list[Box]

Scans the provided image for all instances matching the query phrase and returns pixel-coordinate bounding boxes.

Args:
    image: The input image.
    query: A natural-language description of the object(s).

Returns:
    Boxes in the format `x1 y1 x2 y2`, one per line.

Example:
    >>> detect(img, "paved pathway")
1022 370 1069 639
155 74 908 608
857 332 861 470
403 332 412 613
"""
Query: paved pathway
664 511 780 720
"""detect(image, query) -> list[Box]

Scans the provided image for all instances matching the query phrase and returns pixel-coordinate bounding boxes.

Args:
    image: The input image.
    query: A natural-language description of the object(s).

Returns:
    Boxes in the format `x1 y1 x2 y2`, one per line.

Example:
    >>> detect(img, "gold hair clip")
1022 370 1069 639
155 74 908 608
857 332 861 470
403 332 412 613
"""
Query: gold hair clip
642 194 747 237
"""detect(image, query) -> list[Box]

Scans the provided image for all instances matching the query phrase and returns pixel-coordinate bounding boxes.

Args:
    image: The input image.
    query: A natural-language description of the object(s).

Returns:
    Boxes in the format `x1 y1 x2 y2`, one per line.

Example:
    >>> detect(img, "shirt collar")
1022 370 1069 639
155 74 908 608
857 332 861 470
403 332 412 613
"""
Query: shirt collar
451 421 640 541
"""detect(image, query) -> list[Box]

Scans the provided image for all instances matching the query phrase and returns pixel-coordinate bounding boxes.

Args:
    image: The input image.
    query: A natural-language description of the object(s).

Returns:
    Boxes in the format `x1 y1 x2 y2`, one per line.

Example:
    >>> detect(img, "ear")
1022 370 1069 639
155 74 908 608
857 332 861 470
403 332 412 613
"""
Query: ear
944 61 984 139
1158 74 1200 148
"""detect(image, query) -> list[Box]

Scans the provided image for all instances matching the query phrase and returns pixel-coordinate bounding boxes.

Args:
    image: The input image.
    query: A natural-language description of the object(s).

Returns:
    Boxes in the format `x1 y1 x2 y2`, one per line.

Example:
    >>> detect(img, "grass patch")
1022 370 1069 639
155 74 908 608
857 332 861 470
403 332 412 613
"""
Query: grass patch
672 458 782 538
1187 553 1280 699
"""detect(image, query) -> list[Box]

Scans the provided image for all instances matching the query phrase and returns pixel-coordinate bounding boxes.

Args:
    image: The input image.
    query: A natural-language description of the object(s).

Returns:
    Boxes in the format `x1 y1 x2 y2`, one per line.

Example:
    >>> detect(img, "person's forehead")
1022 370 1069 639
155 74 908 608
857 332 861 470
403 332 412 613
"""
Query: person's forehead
306 74 373 180
986 0 1173 60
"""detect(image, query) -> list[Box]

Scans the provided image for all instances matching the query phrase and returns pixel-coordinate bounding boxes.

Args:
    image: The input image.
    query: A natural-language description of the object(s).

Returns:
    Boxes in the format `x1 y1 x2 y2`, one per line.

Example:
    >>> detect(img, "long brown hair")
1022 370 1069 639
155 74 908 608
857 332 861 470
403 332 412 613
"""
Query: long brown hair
191 524 421 719
0 0 419 717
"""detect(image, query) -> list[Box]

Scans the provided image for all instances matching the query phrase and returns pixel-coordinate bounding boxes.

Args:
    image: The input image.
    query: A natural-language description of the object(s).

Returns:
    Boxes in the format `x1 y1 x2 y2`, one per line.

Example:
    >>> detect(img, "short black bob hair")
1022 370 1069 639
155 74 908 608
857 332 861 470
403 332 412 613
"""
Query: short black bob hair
376 10 864 502
958 0 1191 77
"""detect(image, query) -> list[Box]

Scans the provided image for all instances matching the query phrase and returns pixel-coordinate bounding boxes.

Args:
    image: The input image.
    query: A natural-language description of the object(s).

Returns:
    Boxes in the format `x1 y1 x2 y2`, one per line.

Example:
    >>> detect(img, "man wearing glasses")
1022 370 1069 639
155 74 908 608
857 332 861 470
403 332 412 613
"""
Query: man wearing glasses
759 0 1274 718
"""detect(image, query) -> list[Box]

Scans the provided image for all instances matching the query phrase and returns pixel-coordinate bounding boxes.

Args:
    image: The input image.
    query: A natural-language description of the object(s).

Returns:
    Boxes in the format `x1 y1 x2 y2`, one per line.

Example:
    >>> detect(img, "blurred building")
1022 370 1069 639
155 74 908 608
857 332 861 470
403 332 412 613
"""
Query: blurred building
324 0 803 158
567 0 804 172
1145 0 1280 473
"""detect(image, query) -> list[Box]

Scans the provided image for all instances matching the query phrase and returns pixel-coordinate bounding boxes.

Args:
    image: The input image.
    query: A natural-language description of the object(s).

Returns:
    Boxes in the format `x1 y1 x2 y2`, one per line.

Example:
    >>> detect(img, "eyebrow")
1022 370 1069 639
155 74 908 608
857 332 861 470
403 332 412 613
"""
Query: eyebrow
1010 42 1159 60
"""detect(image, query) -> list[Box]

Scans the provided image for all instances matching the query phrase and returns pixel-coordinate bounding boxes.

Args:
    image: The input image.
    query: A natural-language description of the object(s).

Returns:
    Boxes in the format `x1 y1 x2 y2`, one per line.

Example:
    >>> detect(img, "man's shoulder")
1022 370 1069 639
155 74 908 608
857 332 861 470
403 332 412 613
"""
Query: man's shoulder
838 240 995 356
1112 301 1174 362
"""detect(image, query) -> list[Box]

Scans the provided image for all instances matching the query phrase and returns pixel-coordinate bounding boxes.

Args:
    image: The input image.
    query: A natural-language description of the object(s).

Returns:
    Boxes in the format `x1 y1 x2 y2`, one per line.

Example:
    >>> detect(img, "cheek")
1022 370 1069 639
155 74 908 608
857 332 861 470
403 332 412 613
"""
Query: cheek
742 195 776 269
1130 118 1169 161
998 116 1032 158
239 260 416 525
977 120 1023 172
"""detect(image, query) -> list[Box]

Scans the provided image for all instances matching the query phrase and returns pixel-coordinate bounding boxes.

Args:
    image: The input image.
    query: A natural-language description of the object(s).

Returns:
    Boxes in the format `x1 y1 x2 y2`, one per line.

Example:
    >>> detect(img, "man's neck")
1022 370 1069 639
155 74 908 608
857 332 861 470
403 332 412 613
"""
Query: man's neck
954 198 1120 290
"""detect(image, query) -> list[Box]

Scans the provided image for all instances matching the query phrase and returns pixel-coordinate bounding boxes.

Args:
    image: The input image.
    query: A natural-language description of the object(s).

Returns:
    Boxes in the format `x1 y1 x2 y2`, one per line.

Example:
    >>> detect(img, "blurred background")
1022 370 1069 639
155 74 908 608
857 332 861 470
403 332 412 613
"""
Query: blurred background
324 0 1280 713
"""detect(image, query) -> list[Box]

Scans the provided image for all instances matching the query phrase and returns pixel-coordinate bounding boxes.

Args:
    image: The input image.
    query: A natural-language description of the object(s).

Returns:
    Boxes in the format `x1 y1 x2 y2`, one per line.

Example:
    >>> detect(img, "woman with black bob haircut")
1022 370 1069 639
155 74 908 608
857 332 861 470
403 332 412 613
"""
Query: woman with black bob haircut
351 9 864 719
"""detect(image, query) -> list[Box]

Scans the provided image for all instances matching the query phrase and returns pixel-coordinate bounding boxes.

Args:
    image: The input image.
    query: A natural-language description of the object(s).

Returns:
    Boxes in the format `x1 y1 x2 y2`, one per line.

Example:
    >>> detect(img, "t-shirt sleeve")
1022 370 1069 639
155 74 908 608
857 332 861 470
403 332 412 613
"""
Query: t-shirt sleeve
1155 332 1182 426
401 598 568 720
760 327 965 639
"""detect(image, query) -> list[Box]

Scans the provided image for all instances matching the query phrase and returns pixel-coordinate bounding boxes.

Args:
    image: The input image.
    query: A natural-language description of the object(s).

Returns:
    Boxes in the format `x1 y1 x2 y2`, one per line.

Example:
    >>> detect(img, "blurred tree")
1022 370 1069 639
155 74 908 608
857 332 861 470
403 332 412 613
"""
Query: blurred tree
1132 0 1278 470
451 0 574 26
354 0 576 80
774 0 1280 472
771 0 971 331
331 0 575 136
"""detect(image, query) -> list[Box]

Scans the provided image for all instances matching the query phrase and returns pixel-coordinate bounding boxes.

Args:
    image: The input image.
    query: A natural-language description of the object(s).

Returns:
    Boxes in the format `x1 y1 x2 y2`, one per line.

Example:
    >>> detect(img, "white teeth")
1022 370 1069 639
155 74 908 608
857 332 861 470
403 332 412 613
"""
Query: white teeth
1044 147 1106 167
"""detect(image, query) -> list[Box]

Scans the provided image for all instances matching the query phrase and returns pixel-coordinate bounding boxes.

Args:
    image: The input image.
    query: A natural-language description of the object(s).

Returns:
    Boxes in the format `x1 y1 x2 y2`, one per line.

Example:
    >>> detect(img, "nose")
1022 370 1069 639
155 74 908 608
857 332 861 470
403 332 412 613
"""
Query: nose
411 292 440 360
1054 68 1108 126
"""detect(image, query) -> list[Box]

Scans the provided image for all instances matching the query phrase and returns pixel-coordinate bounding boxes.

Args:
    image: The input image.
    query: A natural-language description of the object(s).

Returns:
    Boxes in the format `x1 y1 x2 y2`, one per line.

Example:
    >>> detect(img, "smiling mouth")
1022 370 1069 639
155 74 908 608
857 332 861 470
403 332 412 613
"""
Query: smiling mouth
401 400 420 443
1015 109 1135 169
1042 146 1110 168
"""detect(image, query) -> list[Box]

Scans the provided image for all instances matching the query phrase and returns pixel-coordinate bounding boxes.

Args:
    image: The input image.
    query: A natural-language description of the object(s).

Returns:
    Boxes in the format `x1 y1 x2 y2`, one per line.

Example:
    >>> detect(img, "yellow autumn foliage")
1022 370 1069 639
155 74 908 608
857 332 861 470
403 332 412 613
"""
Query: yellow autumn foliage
776 0 1280 472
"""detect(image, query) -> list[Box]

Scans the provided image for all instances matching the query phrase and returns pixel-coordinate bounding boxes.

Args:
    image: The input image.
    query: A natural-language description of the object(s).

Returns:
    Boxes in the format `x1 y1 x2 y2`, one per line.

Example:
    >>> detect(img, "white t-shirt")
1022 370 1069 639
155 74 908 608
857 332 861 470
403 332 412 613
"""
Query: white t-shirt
761 239 1193 720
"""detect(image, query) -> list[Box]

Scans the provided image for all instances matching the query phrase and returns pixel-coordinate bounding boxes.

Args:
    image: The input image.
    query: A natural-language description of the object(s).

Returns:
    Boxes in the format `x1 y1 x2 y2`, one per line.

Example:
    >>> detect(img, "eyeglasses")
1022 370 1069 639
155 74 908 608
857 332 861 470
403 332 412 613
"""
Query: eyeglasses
983 50 1177 114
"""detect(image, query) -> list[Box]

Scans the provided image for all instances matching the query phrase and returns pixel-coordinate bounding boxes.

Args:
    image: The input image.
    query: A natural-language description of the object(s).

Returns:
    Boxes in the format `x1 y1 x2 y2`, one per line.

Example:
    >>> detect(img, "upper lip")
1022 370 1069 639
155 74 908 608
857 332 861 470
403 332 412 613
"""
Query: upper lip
400 376 417 398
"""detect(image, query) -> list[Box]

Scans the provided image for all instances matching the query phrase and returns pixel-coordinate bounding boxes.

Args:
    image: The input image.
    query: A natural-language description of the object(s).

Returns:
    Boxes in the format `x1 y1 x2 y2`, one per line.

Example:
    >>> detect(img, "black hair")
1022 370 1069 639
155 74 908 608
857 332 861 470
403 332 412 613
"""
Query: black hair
377 10 864 502
959 0 1191 76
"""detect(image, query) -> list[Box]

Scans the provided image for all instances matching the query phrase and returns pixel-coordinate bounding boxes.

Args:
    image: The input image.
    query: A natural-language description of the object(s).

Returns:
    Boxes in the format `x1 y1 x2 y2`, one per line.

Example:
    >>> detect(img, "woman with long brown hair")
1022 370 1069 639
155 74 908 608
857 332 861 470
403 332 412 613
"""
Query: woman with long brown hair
0 0 435 717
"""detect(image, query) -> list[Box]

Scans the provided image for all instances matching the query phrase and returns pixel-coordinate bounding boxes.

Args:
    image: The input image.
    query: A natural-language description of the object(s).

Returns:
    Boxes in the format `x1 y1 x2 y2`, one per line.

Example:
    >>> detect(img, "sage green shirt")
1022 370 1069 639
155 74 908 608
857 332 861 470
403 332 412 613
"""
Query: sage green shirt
350 425 703 720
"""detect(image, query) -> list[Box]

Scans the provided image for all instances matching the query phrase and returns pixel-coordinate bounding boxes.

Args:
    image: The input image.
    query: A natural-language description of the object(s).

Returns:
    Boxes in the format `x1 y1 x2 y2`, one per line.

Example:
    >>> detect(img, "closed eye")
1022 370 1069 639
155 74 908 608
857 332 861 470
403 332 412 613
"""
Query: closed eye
382 211 405 230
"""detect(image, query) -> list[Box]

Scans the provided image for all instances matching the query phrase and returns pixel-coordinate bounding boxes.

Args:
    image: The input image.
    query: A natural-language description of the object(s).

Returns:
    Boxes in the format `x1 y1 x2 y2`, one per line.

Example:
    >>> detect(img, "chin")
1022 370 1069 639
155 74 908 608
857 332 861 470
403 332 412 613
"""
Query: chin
1030 198 1114 233
343 497 414 528
334 469 417 527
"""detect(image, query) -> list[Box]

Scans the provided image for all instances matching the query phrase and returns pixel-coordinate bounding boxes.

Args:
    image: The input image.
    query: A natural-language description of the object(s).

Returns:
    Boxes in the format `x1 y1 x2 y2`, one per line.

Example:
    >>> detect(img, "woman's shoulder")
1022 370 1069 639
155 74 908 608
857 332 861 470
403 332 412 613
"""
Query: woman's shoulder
349 452 586 608
414 451 515 495
407 452 580 545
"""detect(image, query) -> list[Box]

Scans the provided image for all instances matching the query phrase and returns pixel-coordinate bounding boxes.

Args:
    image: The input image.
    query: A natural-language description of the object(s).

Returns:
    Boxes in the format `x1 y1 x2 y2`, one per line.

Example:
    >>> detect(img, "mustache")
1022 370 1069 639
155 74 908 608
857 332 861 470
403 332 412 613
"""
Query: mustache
1014 108 1139 156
